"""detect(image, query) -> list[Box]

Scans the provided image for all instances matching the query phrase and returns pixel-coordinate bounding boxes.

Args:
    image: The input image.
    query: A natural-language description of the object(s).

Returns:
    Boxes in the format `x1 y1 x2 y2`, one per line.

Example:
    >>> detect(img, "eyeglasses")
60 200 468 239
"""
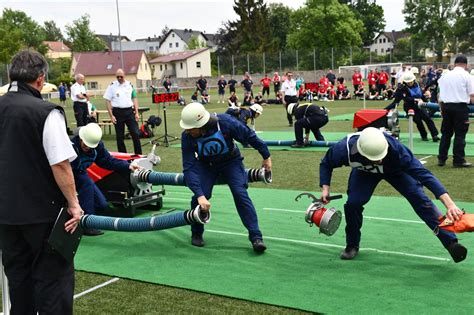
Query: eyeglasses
116 76 123 79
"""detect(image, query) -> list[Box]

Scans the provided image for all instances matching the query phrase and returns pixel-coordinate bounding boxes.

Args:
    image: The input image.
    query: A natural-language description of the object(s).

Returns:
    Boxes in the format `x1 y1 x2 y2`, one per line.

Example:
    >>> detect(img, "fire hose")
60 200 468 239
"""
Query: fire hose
419 102 474 113
131 168 272 187
264 140 337 147
80 205 210 232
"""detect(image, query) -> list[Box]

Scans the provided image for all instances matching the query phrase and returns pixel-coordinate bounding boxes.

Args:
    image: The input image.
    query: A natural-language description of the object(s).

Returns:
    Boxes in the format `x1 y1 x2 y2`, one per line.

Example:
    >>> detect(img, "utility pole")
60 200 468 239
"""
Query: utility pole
116 0 124 69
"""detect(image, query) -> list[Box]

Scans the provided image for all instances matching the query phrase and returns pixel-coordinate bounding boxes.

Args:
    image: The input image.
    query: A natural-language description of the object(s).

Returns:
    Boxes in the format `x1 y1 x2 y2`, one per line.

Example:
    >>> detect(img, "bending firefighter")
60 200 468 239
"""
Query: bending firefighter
180 102 272 253
71 123 140 235
319 127 467 262
287 103 329 148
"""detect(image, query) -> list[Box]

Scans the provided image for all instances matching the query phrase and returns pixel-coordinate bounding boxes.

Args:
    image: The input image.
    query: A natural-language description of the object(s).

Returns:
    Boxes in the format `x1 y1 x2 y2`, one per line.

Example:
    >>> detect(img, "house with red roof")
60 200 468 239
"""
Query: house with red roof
70 50 152 93
149 48 211 79
43 41 72 59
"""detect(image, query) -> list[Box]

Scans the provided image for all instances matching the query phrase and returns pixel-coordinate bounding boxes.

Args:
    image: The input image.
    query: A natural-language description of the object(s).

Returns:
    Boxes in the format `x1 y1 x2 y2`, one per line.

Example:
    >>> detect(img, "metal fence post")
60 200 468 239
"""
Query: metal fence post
350 47 353 66
296 50 299 72
263 52 265 74
232 55 235 76
279 50 282 74
217 55 220 76
313 48 316 80
331 47 334 69
247 54 250 73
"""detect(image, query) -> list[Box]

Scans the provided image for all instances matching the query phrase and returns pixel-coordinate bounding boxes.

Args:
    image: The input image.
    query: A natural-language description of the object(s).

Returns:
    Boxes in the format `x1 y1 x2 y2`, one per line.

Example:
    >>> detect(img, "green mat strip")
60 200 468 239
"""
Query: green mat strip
75 186 474 313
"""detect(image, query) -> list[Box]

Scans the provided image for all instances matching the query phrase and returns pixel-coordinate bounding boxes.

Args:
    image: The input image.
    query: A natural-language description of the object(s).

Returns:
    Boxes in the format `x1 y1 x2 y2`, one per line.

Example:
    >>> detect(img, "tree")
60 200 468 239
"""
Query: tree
452 0 473 53
187 35 205 50
268 3 293 50
0 9 47 63
65 14 106 52
287 0 364 55
161 25 170 38
217 0 277 54
43 20 64 42
349 1 385 46
403 0 458 61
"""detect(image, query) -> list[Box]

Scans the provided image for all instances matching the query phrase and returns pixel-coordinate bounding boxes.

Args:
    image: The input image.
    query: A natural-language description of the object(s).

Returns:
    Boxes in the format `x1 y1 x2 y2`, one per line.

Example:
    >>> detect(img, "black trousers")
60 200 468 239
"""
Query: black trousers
262 86 270 97
294 115 328 144
112 107 142 154
405 105 438 139
438 103 470 163
73 101 88 127
284 95 298 124
0 223 74 314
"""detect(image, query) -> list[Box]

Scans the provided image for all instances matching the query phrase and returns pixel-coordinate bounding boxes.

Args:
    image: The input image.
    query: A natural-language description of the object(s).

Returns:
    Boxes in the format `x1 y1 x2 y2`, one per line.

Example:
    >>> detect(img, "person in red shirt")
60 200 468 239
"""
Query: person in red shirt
318 76 330 100
260 74 272 98
337 82 351 100
367 70 378 87
377 69 389 94
352 69 362 94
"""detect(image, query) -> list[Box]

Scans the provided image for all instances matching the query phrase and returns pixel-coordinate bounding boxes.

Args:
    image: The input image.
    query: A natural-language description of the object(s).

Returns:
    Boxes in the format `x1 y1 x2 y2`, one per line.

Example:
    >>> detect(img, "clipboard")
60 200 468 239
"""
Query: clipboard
48 208 83 263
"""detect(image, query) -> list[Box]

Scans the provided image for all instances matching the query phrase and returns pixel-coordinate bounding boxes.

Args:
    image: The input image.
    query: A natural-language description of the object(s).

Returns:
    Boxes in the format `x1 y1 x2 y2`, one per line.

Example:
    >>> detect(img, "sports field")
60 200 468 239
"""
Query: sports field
4 88 473 313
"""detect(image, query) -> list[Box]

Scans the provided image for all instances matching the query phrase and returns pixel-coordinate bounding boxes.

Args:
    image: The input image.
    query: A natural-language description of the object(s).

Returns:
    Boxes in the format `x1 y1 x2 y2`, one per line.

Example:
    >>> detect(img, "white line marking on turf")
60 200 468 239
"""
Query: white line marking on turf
74 277 120 299
206 229 449 262
419 155 433 161
263 208 424 224
163 197 189 202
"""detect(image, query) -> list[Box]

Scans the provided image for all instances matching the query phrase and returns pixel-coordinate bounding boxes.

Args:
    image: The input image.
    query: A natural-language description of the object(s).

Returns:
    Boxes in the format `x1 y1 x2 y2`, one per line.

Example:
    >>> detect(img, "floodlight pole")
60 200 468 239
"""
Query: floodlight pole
116 0 124 69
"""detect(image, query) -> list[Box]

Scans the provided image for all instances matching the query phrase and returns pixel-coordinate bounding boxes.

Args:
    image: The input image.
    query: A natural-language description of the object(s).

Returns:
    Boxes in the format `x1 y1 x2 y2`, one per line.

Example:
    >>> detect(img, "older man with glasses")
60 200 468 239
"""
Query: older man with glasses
104 68 142 154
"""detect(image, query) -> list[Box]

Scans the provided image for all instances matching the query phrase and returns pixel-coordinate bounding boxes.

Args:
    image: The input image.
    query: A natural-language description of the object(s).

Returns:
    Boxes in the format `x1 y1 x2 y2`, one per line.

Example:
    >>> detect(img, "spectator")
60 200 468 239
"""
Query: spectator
352 69 363 94
228 91 239 107
241 72 253 97
191 91 199 102
71 73 89 127
104 68 142 154
242 91 253 106
395 65 407 85
59 82 67 106
196 75 207 95
272 72 281 97
326 69 336 86
437 55 474 167
260 74 271 98
228 76 238 94
0 49 83 313
377 69 389 94
281 71 298 126
217 75 227 103
390 69 397 86
354 82 365 99
337 82 351 100
367 84 379 100
163 76 172 93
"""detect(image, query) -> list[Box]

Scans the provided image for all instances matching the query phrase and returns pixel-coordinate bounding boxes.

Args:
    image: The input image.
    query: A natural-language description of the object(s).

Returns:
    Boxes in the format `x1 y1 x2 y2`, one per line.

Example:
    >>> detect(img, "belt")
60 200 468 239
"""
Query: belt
112 107 133 110
443 102 468 105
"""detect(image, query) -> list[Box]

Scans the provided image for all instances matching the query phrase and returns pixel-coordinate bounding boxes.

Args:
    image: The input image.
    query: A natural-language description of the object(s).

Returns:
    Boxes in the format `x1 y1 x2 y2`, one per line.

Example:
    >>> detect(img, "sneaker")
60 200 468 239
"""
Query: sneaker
437 159 446 166
252 239 267 253
447 242 467 263
432 136 440 142
83 228 104 236
191 233 204 247
453 161 472 168
340 246 359 260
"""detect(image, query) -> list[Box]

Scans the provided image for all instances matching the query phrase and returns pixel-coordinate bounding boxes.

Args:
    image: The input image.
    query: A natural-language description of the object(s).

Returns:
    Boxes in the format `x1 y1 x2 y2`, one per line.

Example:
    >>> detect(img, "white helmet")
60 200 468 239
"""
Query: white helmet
249 104 263 115
179 102 210 129
356 127 388 161
402 71 416 83
411 66 419 74
287 103 298 115
79 123 102 148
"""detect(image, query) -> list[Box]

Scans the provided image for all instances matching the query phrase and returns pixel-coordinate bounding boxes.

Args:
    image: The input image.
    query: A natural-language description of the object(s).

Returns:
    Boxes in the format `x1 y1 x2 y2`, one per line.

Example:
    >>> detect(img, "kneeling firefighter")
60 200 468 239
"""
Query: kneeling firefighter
320 127 467 262
71 123 140 236
287 102 329 148
180 102 272 253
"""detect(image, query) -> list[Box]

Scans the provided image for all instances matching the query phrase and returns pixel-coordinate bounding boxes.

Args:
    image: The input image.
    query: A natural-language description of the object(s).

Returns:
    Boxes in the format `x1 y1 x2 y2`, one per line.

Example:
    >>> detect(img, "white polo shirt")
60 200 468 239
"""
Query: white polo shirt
438 66 474 104
43 109 77 165
70 82 87 102
281 79 297 96
103 80 135 108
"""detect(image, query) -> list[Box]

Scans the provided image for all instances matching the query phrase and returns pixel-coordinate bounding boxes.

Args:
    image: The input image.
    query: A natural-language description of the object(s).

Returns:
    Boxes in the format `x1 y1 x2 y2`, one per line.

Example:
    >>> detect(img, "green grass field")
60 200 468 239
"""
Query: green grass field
3 87 473 313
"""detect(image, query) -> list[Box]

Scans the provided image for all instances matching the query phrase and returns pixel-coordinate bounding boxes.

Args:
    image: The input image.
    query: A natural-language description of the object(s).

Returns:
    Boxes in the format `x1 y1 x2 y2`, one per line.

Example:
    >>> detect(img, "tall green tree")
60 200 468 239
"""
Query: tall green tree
287 0 364 51
217 0 277 54
349 1 385 46
187 35 206 50
65 14 106 52
0 9 47 63
452 0 473 53
403 0 458 61
43 20 64 42
268 3 293 50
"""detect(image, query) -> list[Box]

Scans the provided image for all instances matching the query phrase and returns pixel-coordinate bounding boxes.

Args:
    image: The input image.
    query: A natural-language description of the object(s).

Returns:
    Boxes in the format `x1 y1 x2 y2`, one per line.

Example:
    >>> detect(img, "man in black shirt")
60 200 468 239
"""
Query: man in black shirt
196 75 207 95
228 76 237 94
326 69 336 86
241 72 253 97
163 76 172 92
217 75 227 103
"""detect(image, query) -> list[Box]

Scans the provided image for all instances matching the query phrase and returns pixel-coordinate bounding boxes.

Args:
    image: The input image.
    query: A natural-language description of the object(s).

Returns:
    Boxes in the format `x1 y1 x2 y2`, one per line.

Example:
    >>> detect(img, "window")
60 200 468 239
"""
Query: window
180 62 183 70
165 64 168 70
379 38 382 43
169 43 172 48
175 42 179 47
149 47 154 52
374 49 378 53
384 38 386 43
160 65 163 71
88 82 98 89
381 48 384 53
106 64 113 70
196 61 201 68
172 34 175 37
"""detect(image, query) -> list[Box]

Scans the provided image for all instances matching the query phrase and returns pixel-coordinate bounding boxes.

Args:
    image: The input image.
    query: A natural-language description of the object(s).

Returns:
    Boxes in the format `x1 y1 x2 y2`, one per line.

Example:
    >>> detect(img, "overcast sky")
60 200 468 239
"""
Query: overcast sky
0 0 406 40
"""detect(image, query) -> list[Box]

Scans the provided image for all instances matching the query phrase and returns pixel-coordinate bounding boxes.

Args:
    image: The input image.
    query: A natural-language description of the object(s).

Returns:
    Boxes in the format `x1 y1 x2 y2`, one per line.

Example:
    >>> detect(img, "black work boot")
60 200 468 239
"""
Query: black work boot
447 242 467 263
340 246 359 260
252 239 267 253
191 233 204 247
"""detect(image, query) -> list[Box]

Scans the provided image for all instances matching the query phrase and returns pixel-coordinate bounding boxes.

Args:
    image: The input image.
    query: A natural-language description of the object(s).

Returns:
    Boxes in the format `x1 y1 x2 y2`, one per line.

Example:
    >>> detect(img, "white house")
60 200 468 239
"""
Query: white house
158 29 210 55
369 31 410 55
149 48 211 79
111 35 162 54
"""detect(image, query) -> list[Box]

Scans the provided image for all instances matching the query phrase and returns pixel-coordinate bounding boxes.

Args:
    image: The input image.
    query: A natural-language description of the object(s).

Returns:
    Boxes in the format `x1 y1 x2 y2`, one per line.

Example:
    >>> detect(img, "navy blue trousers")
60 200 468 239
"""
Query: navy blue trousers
190 158 262 242
344 169 457 248
75 173 108 215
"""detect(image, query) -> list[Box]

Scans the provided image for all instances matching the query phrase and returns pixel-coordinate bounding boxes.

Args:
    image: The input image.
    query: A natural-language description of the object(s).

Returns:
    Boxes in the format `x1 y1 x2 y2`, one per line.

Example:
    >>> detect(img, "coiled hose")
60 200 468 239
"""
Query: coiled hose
80 206 210 232
133 168 272 186
264 140 337 147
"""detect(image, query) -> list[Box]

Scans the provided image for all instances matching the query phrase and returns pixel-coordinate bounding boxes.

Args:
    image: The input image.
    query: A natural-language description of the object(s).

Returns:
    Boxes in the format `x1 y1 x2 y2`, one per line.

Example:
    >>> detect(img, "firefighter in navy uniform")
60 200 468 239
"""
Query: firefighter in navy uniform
180 102 272 253
319 127 467 262
385 71 439 142
287 102 329 148
71 123 140 235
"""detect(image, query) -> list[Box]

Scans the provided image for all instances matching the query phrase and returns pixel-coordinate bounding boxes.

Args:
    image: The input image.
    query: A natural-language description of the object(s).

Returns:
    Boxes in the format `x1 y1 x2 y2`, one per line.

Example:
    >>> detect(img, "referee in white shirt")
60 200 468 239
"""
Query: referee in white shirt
281 72 298 126
104 69 142 154
71 73 89 126
437 55 474 167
